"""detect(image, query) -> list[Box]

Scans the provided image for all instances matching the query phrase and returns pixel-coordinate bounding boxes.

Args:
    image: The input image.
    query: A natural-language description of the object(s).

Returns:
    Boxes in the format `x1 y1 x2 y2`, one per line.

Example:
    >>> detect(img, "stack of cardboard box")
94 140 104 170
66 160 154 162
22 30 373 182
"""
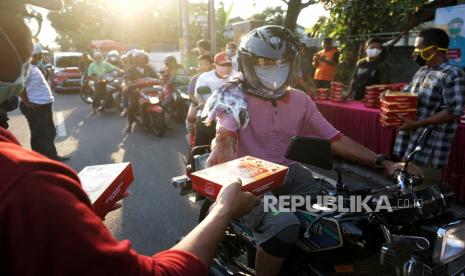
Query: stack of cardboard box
364 85 385 108
316 88 330 100
364 83 408 108
330 82 345 102
379 92 418 128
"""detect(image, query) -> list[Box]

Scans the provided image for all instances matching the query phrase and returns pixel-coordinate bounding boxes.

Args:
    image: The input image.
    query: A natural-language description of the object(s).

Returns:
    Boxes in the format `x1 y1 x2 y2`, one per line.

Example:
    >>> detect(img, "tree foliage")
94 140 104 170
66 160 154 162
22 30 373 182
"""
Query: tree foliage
312 0 458 82
250 6 286 26
48 0 180 51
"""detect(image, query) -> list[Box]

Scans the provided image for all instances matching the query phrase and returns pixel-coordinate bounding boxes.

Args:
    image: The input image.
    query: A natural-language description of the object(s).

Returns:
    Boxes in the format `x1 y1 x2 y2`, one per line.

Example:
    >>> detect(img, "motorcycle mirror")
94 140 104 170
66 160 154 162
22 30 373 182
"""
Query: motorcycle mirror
285 136 333 170
197 86 211 95
406 127 432 161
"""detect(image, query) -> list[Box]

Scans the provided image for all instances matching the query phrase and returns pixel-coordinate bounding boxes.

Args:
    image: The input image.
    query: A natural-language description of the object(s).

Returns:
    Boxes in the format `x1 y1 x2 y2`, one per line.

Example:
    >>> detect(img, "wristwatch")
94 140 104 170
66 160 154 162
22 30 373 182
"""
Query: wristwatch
375 154 389 169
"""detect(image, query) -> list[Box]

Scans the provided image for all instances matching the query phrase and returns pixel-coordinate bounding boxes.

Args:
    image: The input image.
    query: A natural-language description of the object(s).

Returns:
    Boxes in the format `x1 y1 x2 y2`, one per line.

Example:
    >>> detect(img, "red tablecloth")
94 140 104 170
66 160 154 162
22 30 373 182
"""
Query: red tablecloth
315 99 465 202
443 125 465 202
315 100 397 156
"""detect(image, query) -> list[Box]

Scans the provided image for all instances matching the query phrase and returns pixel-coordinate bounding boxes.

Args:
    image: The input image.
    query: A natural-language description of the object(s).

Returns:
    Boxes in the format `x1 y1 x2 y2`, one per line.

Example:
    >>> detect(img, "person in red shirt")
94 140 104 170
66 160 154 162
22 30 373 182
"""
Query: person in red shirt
0 1 259 275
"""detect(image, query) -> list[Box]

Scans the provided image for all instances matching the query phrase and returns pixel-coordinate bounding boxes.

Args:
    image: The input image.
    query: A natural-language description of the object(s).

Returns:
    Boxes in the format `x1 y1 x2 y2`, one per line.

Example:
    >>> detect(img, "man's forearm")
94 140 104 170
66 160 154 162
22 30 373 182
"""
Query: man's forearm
415 110 457 127
172 206 230 268
331 136 378 167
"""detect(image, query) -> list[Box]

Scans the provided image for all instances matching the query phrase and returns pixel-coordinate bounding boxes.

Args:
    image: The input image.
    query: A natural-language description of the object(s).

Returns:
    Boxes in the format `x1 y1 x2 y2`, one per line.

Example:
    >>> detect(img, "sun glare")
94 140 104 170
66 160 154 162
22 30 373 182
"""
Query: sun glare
105 0 149 15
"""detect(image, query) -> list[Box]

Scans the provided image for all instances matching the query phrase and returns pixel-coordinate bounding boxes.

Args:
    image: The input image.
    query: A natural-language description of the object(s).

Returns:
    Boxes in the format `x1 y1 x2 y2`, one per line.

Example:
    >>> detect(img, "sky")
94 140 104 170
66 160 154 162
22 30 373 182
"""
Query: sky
37 0 329 47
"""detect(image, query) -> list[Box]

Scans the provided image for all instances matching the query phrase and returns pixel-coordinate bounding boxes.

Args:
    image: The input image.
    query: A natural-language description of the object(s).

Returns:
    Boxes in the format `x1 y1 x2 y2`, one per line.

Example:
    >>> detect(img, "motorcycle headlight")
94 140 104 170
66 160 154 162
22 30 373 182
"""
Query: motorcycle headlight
433 221 465 264
148 96 160 104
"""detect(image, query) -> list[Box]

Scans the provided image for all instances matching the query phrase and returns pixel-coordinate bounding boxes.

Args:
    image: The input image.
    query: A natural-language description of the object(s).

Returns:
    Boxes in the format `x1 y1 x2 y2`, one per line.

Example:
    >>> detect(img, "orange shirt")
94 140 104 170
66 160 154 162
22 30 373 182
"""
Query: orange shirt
314 48 339 81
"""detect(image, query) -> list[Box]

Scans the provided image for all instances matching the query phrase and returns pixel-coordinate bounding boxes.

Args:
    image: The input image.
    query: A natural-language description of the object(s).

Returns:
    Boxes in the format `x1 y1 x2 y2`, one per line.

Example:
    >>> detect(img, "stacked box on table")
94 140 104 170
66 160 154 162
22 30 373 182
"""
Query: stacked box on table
330 82 345 102
190 156 288 199
379 92 418 128
364 85 386 107
316 88 330 100
78 162 134 219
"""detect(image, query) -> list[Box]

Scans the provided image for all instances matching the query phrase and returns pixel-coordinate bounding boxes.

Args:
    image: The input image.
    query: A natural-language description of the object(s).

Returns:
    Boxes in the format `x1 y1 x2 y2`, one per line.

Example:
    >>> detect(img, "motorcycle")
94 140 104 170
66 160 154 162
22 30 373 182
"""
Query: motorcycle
81 71 124 111
172 128 465 275
161 81 189 124
132 78 165 137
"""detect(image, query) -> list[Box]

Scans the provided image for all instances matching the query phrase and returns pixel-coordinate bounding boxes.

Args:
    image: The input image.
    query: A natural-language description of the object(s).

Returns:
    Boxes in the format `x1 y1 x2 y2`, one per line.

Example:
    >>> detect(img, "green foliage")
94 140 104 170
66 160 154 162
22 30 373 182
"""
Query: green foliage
313 0 433 82
249 6 286 26
48 0 180 51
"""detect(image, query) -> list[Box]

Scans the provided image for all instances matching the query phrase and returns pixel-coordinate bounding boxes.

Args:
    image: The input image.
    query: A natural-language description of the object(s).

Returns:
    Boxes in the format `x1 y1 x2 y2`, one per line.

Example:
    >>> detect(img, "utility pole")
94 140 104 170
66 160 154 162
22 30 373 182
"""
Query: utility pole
208 0 216 53
179 0 189 66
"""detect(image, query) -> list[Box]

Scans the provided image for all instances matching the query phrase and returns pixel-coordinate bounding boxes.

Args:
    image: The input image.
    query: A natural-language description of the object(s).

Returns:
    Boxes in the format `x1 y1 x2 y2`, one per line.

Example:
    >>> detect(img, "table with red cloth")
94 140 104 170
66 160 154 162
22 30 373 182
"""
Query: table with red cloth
442 125 465 202
314 100 397 157
315 100 465 202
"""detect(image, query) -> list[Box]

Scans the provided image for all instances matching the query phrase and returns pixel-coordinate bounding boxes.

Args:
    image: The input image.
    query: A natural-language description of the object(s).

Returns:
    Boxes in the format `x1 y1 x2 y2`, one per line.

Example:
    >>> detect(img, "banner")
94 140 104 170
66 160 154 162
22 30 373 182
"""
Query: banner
435 4 465 68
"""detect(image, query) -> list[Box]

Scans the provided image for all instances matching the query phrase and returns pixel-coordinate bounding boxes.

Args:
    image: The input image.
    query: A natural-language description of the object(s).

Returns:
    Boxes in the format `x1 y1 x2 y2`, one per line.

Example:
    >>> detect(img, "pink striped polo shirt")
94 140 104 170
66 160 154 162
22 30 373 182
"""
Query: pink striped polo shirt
219 89 341 165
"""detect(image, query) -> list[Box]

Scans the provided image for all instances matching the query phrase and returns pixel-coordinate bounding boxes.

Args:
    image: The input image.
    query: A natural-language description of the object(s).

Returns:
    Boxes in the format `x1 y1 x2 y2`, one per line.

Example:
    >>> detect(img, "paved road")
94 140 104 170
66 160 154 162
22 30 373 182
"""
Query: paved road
8 92 200 255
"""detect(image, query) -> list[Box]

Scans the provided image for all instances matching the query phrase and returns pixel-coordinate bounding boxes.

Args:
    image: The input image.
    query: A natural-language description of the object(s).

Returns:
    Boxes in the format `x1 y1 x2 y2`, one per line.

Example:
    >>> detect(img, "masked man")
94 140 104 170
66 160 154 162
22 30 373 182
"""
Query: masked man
393 28 465 185
204 25 422 276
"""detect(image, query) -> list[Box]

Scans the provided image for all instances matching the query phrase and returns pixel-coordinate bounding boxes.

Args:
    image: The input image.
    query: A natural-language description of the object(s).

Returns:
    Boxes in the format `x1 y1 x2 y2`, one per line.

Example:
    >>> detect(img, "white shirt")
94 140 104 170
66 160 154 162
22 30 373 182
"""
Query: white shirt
25 65 54 104
194 70 230 105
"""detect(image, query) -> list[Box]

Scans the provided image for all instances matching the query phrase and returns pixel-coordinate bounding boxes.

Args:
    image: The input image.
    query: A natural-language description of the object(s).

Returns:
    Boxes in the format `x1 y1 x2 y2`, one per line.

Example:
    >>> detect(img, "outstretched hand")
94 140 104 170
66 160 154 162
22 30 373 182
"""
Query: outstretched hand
213 179 260 220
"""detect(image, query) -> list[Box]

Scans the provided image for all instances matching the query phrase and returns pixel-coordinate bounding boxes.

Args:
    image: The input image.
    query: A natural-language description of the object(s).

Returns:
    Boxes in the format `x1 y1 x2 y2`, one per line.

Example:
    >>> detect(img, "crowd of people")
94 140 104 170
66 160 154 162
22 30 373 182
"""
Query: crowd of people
1 0 465 275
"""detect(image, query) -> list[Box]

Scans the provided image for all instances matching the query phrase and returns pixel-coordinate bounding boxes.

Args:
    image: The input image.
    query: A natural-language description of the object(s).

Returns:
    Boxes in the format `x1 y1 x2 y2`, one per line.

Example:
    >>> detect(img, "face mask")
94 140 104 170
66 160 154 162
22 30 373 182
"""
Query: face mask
254 63 289 90
226 49 235 57
412 45 448 66
366 48 381 58
0 26 30 104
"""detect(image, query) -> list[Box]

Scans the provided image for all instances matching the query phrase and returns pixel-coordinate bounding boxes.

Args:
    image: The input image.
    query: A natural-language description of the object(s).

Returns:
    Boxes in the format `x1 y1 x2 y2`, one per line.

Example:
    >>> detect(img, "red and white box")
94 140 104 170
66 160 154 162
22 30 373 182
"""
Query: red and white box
316 88 330 100
380 99 417 110
190 156 288 199
383 92 418 103
380 107 417 118
78 162 134 219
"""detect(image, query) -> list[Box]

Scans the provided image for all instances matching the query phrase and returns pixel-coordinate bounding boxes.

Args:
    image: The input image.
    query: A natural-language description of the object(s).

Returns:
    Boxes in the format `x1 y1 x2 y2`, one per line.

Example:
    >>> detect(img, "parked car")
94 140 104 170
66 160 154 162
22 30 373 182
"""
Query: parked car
50 52 82 93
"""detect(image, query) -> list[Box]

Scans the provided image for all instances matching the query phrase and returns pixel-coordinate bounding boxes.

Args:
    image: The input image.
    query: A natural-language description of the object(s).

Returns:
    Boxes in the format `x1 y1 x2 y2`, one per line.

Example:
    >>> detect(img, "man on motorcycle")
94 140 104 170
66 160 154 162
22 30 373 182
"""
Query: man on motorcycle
160 55 189 107
186 54 213 145
193 51 234 146
123 50 158 133
204 25 423 276
87 52 122 114
107 50 123 68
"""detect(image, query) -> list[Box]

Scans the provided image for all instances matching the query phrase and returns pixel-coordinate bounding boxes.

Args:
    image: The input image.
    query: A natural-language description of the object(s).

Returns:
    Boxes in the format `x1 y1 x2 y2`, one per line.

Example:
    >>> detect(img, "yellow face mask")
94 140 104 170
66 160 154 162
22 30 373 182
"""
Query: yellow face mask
413 45 448 61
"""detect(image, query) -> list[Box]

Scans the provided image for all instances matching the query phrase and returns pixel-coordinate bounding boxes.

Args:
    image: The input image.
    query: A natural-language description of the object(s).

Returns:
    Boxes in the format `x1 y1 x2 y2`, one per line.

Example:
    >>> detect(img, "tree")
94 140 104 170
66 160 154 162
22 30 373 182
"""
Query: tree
281 0 317 31
249 6 285 26
312 0 458 82
48 0 180 51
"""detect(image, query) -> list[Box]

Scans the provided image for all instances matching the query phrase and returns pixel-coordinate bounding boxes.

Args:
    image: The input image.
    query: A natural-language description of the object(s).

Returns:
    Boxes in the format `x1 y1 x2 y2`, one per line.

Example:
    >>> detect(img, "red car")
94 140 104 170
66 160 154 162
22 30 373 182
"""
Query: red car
50 52 82 93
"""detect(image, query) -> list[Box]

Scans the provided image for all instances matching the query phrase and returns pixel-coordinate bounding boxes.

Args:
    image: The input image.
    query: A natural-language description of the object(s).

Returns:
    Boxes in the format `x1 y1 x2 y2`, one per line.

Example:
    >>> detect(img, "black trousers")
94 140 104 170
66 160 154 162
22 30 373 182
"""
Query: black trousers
93 82 107 109
127 90 140 126
314 79 331 89
19 102 57 158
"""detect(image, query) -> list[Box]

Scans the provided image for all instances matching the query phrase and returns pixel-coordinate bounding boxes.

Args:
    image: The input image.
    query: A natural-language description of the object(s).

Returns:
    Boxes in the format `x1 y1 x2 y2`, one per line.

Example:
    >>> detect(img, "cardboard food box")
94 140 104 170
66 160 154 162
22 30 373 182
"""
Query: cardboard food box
383 92 418 103
78 162 134 219
190 156 288 199
380 107 417 117
379 119 401 128
380 99 416 110
380 113 415 123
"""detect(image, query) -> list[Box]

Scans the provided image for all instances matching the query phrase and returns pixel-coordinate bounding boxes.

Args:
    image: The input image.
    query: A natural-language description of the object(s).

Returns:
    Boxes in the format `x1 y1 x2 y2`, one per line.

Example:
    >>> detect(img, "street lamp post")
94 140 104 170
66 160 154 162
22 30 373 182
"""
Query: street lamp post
208 0 216 53
179 0 189 67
